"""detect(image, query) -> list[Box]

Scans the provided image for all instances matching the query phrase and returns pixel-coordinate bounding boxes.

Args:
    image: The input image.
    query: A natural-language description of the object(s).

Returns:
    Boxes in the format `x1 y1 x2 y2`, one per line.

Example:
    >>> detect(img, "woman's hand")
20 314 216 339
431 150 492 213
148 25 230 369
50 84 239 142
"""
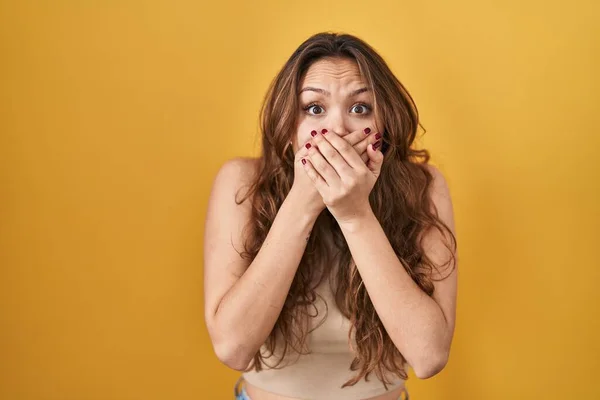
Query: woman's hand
290 128 380 219
290 141 328 219
300 127 385 226
291 129 379 217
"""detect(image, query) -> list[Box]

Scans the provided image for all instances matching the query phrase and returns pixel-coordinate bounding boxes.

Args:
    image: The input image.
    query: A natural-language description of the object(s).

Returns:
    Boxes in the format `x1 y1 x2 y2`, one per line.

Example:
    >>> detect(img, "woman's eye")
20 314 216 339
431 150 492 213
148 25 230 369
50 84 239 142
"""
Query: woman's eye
303 103 371 115
305 104 324 115
351 104 371 114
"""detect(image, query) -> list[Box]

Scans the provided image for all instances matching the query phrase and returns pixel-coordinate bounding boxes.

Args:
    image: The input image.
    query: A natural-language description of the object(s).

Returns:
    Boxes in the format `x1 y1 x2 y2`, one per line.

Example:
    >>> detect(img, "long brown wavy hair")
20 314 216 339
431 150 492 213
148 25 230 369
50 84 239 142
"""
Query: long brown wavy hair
236 32 456 388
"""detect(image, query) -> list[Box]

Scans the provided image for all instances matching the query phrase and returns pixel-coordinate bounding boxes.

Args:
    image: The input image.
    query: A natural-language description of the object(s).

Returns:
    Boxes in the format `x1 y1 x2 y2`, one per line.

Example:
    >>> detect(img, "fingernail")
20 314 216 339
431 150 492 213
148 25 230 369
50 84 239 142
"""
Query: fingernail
373 140 381 149
321 129 328 134
375 132 382 140
364 127 371 134
311 130 317 137
305 143 311 149
301 158 307 165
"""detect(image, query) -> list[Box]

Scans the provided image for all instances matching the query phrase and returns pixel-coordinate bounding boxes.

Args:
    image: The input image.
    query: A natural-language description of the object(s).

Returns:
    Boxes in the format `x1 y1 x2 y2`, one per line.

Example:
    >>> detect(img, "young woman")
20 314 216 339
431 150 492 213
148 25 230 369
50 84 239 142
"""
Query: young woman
204 32 458 400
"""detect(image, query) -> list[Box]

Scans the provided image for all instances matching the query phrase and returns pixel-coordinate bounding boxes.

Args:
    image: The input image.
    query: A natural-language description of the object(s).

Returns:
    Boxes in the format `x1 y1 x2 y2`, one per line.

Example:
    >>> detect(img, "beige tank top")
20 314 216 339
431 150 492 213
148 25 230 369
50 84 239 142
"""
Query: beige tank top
243 276 405 399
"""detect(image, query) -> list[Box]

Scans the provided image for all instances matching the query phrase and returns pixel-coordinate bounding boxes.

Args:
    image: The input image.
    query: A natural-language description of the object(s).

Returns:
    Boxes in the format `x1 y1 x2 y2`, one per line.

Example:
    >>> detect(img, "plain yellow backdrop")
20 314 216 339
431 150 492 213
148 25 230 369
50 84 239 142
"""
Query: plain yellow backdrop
1 1 598 399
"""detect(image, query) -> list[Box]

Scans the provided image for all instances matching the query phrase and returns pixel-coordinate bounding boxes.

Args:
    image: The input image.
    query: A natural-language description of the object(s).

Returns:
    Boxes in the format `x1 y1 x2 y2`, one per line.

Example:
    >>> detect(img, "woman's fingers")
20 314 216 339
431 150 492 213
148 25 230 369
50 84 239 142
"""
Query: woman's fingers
314 130 368 171
360 150 369 164
309 129 354 178
298 127 376 169
300 157 328 193
352 129 382 156
305 142 339 185
344 127 376 147
319 127 380 163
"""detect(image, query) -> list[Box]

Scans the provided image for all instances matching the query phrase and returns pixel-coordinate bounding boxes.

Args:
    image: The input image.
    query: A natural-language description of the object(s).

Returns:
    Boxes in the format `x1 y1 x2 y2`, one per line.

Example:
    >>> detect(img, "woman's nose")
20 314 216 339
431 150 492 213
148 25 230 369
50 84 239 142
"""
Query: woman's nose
328 112 350 137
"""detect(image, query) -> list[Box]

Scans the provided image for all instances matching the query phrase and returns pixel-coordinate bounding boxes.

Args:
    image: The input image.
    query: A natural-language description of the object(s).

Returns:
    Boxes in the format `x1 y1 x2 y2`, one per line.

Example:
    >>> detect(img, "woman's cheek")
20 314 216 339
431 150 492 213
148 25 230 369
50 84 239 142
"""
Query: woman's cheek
296 124 314 146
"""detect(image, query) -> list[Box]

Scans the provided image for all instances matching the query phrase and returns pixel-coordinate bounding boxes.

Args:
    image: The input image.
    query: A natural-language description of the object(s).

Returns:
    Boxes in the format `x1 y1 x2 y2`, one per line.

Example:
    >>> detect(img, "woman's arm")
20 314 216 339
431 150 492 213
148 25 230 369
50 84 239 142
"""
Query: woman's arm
338 165 458 379
301 130 457 379
203 158 319 371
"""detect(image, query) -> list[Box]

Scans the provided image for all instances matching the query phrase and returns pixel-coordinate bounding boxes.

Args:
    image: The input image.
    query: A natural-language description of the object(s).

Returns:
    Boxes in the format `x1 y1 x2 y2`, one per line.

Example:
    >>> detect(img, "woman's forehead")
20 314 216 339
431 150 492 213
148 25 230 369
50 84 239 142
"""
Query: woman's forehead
301 58 366 87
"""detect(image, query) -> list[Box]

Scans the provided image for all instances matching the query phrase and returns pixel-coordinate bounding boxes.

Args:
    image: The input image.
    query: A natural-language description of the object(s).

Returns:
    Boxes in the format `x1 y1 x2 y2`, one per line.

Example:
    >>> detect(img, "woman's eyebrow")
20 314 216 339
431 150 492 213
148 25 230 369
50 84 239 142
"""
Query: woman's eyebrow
299 87 370 97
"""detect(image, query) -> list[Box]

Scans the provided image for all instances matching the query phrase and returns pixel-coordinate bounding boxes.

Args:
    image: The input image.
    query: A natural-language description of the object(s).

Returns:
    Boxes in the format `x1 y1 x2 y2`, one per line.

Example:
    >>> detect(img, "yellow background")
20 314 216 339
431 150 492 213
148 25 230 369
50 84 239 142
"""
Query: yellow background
1 1 599 399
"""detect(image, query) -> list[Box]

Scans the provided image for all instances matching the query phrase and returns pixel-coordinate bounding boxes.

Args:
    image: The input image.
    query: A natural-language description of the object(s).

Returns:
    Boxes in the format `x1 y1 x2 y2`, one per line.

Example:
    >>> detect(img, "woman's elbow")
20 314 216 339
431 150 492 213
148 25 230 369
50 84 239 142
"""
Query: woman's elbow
209 329 253 371
413 350 449 379
213 340 253 371
206 317 253 371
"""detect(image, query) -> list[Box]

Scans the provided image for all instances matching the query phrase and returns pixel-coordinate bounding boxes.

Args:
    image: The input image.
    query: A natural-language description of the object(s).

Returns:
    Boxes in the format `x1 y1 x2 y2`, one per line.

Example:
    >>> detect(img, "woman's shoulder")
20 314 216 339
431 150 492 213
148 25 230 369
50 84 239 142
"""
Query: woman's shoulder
421 163 454 225
423 163 450 198
216 156 260 181
210 157 260 203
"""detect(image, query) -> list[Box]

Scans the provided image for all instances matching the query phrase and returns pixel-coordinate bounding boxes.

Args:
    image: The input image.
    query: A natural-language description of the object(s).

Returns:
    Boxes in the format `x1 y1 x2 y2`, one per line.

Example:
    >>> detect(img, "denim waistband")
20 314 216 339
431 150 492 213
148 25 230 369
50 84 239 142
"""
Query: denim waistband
234 376 250 400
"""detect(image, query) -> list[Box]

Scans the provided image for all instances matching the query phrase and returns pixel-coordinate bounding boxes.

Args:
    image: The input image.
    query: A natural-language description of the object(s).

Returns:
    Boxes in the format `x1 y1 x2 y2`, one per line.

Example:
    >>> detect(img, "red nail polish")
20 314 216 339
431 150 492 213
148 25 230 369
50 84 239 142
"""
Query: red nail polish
375 132 382 140
321 129 328 134
311 130 317 137
373 140 381 149
364 127 371 134
305 143 311 149
301 158 306 165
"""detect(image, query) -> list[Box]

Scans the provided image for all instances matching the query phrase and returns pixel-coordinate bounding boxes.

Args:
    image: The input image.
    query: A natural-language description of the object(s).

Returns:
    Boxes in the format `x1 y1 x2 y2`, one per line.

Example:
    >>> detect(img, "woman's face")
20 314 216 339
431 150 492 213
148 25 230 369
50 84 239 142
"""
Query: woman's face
293 57 381 153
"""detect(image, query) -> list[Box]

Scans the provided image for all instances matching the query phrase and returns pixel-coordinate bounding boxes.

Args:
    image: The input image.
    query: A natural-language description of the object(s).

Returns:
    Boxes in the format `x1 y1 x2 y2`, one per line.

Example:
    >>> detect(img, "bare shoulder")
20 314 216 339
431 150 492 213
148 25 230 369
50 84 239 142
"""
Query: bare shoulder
423 164 455 230
204 157 260 273
217 156 260 179
213 157 260 189
210 157 260 204
424 164 450 199
204 156 260 255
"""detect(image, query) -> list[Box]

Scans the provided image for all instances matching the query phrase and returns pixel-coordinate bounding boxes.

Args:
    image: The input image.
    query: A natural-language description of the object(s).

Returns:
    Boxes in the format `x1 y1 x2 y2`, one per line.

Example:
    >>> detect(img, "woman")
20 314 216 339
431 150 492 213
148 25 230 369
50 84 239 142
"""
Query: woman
204 32 458 400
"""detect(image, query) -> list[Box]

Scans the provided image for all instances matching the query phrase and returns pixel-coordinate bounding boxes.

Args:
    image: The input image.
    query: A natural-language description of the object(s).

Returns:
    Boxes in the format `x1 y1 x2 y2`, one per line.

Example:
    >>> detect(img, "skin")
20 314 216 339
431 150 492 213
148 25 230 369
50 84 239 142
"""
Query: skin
293 57 383 153
204 57 458 400
289 57 383 221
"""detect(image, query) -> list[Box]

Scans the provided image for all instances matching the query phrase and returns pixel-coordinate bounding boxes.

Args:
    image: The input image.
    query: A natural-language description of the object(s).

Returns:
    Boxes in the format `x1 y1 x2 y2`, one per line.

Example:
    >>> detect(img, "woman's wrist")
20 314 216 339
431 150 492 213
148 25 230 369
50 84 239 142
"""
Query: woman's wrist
337 205 376 233
285 187 323 223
